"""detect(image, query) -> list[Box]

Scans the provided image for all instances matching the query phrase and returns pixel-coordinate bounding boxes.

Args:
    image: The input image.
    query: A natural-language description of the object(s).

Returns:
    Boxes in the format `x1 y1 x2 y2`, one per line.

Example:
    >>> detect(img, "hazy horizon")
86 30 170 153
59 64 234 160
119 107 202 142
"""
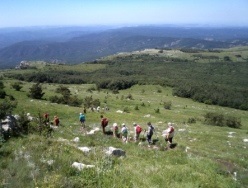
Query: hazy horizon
1 0 248 28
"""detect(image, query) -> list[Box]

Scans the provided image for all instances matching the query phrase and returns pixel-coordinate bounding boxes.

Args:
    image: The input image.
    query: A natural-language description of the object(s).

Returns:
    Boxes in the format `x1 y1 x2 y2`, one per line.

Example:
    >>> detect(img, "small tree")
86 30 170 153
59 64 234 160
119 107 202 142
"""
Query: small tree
28 83 44 99
11 82 23 91
164 101 172 110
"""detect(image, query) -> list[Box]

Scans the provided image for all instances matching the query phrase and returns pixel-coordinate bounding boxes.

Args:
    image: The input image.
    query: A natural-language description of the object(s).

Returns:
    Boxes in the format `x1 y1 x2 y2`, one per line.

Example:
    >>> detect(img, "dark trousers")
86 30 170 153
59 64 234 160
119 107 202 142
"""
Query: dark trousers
165 137 173 144
147 134 153 144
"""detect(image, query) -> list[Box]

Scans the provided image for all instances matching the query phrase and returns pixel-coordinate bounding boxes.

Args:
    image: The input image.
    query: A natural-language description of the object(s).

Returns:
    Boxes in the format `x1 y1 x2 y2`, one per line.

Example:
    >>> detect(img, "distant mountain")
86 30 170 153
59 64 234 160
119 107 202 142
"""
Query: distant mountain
0 26 114 49
0 26 248 68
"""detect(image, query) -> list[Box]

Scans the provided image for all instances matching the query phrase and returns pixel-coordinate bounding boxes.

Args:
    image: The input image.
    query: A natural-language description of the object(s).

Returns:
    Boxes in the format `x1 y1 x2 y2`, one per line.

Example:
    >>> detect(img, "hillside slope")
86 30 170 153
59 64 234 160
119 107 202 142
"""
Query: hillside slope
0 80 248 187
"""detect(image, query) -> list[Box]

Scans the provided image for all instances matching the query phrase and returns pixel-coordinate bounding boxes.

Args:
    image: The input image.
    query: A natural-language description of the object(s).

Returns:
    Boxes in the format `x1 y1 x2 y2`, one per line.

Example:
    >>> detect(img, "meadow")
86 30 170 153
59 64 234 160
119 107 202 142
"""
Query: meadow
1 78 248 187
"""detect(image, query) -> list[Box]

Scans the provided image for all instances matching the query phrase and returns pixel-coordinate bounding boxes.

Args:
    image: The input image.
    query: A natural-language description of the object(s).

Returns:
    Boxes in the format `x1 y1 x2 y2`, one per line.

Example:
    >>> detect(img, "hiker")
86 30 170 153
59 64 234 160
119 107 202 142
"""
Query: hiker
112 123 119 138
43 112 49 123
100 115 108 134
79 112 86 129
97 106 101 112
133 123 142 142
163 122 175 145
53 116 60 126
121 123 128 143
146 122 155 145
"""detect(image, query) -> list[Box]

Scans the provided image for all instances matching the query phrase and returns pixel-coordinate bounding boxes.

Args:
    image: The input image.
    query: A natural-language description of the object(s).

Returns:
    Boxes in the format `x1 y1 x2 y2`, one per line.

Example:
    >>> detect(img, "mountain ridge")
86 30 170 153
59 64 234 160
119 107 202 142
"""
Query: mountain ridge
1 26 248 68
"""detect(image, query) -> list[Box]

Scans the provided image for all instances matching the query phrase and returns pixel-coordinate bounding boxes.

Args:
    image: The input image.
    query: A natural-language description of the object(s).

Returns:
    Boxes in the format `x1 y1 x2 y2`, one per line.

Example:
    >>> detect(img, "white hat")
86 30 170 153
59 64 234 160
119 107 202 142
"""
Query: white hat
113 123 117 127
80 112 82 115
168 122 172 126
122 123 125 126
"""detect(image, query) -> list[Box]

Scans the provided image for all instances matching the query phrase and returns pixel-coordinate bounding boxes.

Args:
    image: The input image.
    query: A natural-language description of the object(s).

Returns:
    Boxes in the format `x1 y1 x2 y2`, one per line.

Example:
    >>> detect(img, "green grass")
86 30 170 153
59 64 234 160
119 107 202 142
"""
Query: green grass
1 79 248 187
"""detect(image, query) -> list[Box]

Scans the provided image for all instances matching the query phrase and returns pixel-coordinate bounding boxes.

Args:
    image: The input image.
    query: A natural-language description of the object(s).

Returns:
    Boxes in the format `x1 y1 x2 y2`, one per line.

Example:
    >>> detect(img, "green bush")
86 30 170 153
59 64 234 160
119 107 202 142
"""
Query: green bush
204 112 242 128
83 96 100 108
187 117 196 124
164 101 172 110
123 107 130 113
11 82 23 91
28 83 45 99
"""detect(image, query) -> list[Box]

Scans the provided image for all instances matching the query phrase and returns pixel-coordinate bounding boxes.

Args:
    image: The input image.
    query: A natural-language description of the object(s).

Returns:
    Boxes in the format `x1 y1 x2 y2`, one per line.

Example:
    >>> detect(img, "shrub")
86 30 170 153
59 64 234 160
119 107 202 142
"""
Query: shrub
17 111 31 134
11 82 23 91
225 116 242 128
134 105 139 110
204 112 224 126
157 89 162 93
154 108 160 113
28 83 45 99
187 117 196 124
0 98 17 119
123 107 130 113
83 96 100 108
126 94 133 100
0 89 6 98
204 112 242 128
164 101 172 110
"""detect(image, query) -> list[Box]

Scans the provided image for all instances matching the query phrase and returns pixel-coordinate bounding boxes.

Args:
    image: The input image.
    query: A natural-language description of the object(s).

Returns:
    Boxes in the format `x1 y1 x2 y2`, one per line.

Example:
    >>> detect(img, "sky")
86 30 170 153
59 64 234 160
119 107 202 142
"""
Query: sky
0 0 248 28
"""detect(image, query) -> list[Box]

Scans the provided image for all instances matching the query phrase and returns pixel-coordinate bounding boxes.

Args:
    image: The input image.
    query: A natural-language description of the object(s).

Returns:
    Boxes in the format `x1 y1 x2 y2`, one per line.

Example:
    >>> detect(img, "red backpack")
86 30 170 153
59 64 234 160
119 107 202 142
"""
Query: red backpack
136 125 142 134
102 118 109 127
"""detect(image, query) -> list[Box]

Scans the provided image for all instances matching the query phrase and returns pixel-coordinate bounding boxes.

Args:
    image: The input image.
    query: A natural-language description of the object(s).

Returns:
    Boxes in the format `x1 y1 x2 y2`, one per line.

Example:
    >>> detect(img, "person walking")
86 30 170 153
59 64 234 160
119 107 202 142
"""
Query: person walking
112 123 119 138
133 123 142 142
100 115 108 134
43 112 49 123
146 122 154 145
121 123 128 143
163 122 175 146
79 112 86 129
54 116 60 126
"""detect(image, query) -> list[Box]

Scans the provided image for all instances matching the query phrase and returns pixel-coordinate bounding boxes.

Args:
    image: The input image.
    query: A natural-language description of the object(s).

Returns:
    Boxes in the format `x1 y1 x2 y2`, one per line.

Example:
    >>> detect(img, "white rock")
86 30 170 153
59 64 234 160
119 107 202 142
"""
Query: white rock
116 110 123 113
71 162 95 171
73 137 80 142
144 114 151 118
86 127 100 135
78 147 91 153
243 139 248 143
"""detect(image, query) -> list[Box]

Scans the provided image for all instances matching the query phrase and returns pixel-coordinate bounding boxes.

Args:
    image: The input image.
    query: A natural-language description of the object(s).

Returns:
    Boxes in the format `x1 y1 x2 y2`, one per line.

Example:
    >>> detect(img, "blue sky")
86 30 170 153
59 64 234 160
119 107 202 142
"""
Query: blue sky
0 0 248 28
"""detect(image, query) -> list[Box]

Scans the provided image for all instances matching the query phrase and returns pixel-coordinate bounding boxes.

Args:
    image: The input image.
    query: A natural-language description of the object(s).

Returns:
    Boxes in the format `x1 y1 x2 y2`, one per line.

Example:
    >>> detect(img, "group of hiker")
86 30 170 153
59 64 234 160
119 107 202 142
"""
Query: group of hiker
43 113 60 126
79 113 175 146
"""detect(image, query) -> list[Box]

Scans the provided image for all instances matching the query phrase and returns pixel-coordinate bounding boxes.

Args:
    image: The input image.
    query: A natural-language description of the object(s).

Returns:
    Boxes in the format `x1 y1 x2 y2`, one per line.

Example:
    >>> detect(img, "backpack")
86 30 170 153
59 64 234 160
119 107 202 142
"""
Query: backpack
148 125 154 135
122 127 128 134
102 118 108 127
136 125 142 134
80 115 85 122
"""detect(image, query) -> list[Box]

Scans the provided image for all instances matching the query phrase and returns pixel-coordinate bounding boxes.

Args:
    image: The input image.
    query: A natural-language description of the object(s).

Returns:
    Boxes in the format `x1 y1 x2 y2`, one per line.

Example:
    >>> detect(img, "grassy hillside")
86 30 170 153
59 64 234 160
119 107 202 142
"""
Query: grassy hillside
1 79 248 187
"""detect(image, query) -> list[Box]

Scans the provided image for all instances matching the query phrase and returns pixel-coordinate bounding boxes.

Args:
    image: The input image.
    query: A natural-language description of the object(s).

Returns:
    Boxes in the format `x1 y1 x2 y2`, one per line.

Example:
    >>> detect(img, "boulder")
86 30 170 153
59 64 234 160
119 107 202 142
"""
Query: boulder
1 115 18 131
105 146 126 157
